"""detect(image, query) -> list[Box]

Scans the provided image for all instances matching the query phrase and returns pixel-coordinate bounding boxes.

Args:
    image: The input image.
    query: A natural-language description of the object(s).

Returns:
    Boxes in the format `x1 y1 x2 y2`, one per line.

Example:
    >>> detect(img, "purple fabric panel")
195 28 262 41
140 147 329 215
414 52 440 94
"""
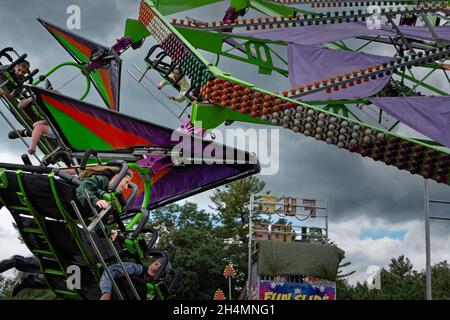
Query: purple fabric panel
403 25 450 41
288 44 393 101
381 25 450 42
223 7 237 22
241 22 450 45
370 96 450 148
151 164 239 204
240 22 391 46
128 164 243 209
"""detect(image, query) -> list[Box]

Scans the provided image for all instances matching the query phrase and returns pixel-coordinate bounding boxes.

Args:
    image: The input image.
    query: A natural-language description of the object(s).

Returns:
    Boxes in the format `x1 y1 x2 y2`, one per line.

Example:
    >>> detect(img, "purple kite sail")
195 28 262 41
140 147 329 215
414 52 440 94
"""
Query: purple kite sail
384 25 450 42
288 44 393 101
239 22 450 46
239 22 392 46
370 96 450 149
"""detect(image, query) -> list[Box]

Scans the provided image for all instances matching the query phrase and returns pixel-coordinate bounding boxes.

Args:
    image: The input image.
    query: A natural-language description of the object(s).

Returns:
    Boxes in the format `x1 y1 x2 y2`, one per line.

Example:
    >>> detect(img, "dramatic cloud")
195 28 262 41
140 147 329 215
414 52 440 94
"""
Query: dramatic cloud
330 216 450 285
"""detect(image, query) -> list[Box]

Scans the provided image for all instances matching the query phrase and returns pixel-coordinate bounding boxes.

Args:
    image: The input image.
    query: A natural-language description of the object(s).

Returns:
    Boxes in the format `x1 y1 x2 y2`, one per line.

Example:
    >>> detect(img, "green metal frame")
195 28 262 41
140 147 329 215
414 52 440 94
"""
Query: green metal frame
177 27 288 76
394 70 449 96
125 18 151 44
48 172 100 281
191 102 272 129
33 61 92 100
15 170 78 298
0 169 8 189
147 6 450 173
146 281 166 300
250 0 315 17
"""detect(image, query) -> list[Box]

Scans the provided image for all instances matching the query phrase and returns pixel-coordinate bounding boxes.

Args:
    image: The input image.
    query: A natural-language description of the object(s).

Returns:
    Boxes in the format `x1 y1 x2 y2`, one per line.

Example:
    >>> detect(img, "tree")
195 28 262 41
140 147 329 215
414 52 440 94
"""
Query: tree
148 203 230 299
210 177 265 241
430 261 450 300
389 255 413 279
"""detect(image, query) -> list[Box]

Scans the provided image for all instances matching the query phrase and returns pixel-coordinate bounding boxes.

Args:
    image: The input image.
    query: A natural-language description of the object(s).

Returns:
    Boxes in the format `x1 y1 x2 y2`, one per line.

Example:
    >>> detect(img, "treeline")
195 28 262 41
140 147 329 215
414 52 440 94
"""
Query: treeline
337 255 450 300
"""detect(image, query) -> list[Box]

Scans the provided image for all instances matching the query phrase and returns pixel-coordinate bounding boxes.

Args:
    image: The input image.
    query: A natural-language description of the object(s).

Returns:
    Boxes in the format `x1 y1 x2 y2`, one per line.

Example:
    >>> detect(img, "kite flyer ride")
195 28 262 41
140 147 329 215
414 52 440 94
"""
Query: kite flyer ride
0 0 449 299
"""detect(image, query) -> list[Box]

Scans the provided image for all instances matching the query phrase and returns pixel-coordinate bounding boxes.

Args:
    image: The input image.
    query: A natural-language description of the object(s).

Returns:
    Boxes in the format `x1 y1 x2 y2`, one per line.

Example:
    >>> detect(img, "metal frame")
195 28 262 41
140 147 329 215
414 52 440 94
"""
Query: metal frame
246 193 329 297
423 179 450 300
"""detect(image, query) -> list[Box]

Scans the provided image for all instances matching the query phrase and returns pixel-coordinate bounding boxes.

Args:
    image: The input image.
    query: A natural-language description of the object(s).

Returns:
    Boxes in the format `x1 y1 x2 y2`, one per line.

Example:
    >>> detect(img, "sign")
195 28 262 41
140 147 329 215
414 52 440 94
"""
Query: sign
284 197 297 216
261 194 277 213
223 264 236 278
258 281 335 300
213 289 226 300
303 199 316 217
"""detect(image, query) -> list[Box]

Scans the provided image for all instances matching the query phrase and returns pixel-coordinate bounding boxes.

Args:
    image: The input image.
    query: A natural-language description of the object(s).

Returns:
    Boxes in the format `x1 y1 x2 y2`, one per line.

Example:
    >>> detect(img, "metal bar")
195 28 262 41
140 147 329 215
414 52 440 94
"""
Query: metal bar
357 36 434 50
138 66 152 82
87 206 113 232
424 179 432 300
419 9 442 44
247 194 254 299
429 199 450 204
220 51 289 76
394 71 449 96
254 202 328 210
253 212 328 219
442 68 450 85
346 106 363 122
131 64 184 112
355 38 376 52
127 70 181 120
82 189 141 300
70 200 125 300
388 120 400 131
429 215 450 221
407 67 436 94
267 45 289 66
386 14 415 53
325 201 329 241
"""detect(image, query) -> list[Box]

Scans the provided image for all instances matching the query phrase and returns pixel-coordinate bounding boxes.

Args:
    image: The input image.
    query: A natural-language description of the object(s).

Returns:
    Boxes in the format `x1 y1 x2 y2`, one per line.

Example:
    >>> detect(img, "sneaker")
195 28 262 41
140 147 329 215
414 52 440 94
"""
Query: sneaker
11 277 27 297
8 129 31 139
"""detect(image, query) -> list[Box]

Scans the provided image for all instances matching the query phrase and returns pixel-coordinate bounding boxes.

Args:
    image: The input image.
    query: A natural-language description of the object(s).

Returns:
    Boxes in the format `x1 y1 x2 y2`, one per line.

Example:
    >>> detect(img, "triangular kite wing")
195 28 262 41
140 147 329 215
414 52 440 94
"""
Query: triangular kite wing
38 18 121 111
32 87 260 209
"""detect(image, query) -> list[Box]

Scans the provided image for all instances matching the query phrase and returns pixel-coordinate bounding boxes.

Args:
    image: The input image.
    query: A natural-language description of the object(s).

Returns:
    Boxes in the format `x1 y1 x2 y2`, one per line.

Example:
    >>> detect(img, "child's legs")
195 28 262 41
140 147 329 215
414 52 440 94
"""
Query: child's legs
29 123 49 152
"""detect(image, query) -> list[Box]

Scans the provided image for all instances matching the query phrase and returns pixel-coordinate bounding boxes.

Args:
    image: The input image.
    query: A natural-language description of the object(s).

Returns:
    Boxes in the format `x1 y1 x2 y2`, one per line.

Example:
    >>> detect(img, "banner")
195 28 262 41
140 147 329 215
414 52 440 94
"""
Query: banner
303 199 316 218
284 197 297 216
261 194 277 213
258 280 335 301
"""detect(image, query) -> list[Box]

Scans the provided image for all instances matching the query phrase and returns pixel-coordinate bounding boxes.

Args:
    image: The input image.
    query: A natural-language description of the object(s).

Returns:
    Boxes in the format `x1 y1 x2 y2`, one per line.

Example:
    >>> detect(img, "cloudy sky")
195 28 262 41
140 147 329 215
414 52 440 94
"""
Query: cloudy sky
0 0 449 289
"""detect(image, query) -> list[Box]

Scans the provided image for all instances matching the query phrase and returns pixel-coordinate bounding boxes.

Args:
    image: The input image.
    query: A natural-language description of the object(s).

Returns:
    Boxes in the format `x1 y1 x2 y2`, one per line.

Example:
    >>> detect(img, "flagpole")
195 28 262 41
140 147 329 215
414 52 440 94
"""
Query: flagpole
228 277 232 300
